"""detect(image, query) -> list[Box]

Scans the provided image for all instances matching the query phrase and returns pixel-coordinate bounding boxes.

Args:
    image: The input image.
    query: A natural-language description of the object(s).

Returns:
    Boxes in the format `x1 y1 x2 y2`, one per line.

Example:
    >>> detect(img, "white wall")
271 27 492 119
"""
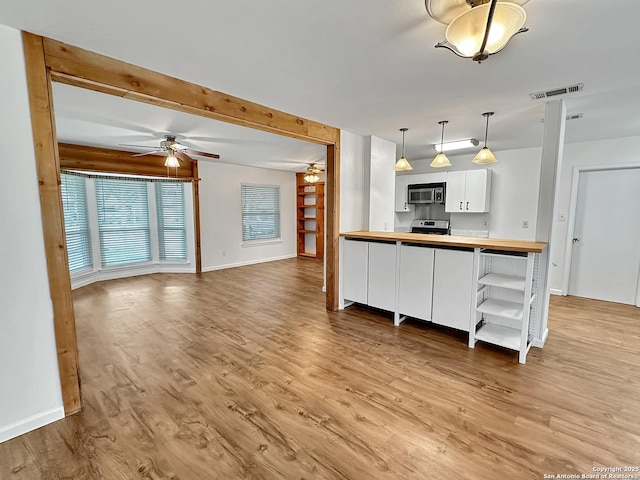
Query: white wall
0 25 65 443
199 161 297 271
363 136 395 231
397 147 542 240
339 130 366 232
550 135 640 292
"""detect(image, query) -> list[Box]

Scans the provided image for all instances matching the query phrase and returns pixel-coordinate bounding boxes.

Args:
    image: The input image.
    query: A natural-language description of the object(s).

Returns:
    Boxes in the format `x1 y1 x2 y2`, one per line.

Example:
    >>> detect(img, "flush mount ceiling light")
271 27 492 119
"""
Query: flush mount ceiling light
394 128 413 171
433 138 479 153
426 0 529 63
473 112 497 164
430 121 453 168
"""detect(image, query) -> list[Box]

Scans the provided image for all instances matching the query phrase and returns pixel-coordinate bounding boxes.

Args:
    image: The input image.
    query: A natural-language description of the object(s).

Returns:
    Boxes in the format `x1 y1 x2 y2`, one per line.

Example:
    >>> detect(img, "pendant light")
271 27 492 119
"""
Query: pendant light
394 128 413 171
473 112 497 164
430 121 452 168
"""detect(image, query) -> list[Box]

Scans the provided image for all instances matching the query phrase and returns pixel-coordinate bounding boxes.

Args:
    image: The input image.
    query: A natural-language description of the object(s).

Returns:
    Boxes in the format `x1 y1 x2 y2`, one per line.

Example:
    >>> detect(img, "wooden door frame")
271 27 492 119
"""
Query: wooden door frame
21 32 341 415
562 162 640 300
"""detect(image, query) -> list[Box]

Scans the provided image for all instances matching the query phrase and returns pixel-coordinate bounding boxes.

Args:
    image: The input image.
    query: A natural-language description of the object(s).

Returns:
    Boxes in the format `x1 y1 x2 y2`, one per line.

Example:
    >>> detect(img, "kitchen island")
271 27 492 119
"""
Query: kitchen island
339 231 548 363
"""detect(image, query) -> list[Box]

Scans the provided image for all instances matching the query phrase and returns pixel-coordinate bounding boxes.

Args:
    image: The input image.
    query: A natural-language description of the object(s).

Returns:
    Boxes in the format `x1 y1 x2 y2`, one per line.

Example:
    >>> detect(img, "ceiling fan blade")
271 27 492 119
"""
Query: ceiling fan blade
187 149 220 159
175 151 193 163
119 143 162 150
132 151 164 157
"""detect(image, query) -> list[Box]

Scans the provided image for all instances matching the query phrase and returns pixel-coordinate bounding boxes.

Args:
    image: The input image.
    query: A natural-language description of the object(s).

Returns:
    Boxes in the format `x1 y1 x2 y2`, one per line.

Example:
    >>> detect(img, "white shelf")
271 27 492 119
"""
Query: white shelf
475 323 522 351
478 273 526 291
476 298 523 321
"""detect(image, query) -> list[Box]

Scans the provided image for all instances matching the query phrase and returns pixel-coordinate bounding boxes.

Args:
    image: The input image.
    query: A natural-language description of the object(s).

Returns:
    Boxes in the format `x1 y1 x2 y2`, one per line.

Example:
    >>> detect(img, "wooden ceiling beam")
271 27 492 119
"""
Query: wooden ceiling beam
58 143 195 179
44 39 339 146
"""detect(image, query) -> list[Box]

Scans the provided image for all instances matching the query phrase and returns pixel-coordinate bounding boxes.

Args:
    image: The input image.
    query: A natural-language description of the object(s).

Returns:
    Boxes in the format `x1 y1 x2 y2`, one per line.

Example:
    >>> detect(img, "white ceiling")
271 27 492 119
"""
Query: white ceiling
2 0 640 167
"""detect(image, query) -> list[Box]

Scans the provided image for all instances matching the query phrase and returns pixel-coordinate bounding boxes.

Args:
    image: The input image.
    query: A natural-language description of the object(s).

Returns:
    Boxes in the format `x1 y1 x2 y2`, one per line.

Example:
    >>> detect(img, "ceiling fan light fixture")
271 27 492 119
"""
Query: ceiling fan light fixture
473 111 497 164
394 128 413 171
164 153 180 168
429 0 528 62
304 174 320 183
431 120 452 168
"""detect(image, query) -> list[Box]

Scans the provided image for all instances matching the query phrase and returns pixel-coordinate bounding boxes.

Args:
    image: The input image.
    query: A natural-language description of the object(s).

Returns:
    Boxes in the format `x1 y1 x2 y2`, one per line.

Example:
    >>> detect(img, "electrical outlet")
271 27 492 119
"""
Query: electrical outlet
482 220 489 228
558 213 566 222
522 220 529 228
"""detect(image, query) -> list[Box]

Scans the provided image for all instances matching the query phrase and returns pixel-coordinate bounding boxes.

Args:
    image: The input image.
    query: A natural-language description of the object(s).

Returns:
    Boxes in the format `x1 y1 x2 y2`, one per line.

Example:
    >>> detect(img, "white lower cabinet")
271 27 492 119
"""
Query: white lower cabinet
398 244 434 321
367 242 397 311
432 248 474 332
342 239 369 304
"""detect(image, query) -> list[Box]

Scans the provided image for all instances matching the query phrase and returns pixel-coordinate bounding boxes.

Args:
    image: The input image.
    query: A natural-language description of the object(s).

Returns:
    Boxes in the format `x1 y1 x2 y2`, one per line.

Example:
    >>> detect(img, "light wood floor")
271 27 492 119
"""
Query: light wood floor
1 258 639 479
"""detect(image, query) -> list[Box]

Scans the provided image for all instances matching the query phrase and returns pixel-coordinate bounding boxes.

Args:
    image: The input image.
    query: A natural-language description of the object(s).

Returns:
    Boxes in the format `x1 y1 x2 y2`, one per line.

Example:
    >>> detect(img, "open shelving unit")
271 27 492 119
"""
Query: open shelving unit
296 173 324 259
470 249 540 364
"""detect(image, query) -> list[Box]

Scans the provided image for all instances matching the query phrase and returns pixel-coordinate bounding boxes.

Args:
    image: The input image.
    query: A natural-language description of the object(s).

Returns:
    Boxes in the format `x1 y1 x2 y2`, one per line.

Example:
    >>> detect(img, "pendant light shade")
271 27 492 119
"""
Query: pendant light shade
394 128 413 171
473 112 497 164
430 121 452 168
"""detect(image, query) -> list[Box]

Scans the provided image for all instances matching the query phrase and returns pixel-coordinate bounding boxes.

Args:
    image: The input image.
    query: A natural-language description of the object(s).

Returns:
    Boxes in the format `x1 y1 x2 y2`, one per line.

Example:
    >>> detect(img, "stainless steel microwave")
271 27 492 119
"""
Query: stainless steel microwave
407 183 445 204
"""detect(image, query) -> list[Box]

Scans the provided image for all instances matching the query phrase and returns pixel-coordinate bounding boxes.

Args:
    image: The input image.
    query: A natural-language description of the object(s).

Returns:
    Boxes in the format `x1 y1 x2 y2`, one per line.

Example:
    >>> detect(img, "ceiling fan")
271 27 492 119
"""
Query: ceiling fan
120 134 220 165
303 163 324 183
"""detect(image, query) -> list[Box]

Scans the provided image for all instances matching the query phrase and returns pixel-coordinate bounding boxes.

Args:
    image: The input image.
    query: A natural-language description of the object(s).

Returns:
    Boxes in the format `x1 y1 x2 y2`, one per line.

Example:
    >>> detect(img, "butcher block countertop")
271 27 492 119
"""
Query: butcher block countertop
340 231 548 253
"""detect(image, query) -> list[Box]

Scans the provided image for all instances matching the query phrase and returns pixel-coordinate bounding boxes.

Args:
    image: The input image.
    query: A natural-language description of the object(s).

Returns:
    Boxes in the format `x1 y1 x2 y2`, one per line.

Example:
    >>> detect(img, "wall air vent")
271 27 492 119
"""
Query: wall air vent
529 83 584 100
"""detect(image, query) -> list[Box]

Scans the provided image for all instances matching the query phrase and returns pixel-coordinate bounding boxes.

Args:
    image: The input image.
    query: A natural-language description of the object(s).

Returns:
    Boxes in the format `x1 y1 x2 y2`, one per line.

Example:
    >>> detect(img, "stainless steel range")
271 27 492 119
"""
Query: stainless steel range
411 219 450 235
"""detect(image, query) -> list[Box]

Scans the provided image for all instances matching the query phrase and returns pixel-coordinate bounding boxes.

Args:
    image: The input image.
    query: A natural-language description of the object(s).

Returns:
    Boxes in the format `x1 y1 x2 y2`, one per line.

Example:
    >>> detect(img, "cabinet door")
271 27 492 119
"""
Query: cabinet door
367 242 397 312
465 169 491 212
399 245 434 320
394 175 412 212
445 171 466 212
432 249 474 331
342 239 369 304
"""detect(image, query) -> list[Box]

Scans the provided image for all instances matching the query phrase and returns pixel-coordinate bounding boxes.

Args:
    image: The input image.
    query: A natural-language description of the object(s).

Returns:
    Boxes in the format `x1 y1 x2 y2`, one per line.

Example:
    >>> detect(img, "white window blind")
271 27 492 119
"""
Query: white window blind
155 182 187 261
95 178 151 267
241 184 281 242
60 173 93 273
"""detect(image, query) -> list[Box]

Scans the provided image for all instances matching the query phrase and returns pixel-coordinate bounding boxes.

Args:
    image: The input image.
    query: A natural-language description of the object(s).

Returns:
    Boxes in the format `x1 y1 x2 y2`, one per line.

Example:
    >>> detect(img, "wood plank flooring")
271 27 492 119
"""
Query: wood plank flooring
1 258 639 479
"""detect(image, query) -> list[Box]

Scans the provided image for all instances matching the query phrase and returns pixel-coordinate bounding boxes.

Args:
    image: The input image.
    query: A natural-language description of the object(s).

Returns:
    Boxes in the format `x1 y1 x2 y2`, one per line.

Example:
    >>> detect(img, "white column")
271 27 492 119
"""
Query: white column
535 100 567 344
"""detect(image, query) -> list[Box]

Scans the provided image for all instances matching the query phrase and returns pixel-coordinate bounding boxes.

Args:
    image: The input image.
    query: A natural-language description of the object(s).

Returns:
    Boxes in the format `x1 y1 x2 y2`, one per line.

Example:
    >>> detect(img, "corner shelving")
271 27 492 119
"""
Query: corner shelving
470 249 539 364
296 173 324 259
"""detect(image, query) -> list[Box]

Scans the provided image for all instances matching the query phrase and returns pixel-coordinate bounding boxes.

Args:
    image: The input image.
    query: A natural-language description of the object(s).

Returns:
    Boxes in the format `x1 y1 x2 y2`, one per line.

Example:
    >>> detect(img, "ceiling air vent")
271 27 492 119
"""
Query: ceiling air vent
529 83 584 100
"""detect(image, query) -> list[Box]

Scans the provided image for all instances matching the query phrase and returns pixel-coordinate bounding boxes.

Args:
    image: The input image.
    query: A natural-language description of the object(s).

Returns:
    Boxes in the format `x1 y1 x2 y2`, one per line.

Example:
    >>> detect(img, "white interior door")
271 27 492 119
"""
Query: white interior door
569 168 640 305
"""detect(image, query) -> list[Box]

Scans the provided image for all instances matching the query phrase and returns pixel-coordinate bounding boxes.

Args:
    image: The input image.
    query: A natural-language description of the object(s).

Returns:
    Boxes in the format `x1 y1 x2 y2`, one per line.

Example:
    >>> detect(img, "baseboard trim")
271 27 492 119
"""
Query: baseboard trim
202 254 297 272
533 328 549 348
0 407 64 444
550 288 563 296
72 264 195 290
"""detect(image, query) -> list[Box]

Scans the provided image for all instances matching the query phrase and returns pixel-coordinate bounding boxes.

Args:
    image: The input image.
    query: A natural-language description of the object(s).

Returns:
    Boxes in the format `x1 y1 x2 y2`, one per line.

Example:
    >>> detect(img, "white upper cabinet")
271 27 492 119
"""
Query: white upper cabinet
406 172 447 185
394 175 412 212
445 169 492 213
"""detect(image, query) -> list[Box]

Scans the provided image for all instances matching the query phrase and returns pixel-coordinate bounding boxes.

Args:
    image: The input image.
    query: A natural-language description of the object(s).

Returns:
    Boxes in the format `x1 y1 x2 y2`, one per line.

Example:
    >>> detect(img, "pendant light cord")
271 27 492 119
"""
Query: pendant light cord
484 114 489 148
401 130 405 157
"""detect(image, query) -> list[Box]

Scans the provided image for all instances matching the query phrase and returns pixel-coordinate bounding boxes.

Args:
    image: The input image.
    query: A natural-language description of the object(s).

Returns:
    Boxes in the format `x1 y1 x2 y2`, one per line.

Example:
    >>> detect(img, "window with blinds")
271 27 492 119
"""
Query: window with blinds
155 182 187 261
241 184 281 242
95 178 151 267
60 174 93 273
